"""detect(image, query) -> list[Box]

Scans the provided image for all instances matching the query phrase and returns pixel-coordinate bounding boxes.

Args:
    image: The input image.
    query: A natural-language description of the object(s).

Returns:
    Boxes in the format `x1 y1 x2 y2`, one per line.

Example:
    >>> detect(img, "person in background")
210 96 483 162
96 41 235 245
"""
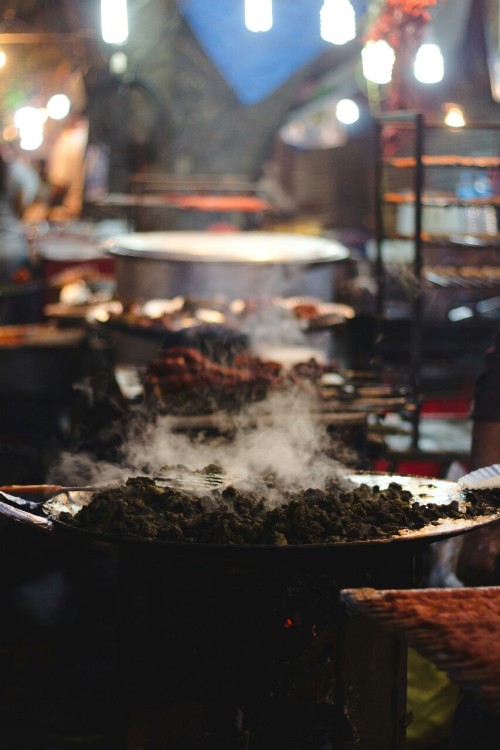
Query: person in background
426 330 500 588
0 150 42 323
0 151 32 285
2 142 41 218
452 328 500 588
47 109 89 220
470 327 500 470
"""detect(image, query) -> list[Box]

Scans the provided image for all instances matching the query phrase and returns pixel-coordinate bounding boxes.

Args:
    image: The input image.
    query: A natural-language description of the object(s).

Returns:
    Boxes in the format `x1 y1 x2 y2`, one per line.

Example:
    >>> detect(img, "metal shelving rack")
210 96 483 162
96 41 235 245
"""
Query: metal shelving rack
373 111 500 449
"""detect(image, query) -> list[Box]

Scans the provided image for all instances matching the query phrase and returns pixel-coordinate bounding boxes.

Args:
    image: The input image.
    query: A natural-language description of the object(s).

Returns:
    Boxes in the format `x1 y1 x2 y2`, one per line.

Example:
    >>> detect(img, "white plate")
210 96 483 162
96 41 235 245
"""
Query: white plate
459 464 500 488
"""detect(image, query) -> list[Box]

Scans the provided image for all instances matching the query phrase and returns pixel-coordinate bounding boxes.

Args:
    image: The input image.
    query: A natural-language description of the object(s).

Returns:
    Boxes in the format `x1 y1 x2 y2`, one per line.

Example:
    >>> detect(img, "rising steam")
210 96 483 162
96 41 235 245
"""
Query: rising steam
48 387 355 496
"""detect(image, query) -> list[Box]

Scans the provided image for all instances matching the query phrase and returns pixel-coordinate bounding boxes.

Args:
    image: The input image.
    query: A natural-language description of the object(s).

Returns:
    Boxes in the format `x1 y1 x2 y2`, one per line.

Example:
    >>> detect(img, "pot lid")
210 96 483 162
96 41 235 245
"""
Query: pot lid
104 231 350 264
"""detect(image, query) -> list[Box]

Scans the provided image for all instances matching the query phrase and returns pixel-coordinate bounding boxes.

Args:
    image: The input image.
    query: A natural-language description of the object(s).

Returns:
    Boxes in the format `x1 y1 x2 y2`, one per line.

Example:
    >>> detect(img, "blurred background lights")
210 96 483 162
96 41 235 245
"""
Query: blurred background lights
336 98 359 124
14 106 47 152
0 50 6 68
443 104 466 128
47 93 71 120
244 0 273 32
110 51 128 75
14 106 40 131
361 40 395 84
320 0 356 46
101 0 129 45
414 43 444 84
2 124 18 142
20 130 44 151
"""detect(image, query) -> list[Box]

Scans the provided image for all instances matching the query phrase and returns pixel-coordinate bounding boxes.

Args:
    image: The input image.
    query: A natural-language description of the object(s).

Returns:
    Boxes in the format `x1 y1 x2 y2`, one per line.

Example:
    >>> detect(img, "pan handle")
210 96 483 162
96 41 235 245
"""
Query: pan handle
0 492 53 531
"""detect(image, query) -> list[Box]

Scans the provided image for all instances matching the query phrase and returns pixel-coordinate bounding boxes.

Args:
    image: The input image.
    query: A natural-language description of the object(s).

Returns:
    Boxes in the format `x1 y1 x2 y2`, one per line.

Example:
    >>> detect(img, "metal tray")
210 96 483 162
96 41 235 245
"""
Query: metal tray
2 473 499 550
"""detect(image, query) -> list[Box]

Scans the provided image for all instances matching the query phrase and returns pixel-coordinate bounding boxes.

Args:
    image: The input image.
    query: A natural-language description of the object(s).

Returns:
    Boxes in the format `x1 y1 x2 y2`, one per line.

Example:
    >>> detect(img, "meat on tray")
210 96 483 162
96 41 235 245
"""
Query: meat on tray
148 347 281 388
144 345 335 407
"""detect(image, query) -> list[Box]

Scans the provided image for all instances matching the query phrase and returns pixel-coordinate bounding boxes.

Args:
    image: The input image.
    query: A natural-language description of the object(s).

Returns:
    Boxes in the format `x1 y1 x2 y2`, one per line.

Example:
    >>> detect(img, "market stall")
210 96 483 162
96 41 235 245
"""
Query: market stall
1 1 499 748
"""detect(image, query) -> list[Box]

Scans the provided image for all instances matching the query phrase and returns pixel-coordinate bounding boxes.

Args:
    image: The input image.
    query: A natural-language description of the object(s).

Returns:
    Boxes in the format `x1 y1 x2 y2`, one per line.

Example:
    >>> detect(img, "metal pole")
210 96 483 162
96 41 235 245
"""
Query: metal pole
410 113 424 449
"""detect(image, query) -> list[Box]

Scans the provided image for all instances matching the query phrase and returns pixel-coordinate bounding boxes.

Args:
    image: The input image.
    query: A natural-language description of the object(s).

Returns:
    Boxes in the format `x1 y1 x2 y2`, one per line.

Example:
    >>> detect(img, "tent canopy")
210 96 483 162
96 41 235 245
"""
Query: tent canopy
179 0 368 105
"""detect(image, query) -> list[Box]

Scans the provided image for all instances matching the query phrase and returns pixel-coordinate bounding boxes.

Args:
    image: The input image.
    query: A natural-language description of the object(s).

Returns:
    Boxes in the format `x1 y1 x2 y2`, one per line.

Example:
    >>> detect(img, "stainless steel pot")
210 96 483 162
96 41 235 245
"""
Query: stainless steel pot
104 231 350 302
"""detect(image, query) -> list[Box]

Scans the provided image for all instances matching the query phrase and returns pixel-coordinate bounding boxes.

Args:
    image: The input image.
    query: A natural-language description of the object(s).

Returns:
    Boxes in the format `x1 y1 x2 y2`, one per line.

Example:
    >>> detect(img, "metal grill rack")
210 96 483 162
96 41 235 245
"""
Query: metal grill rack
373 111 500 448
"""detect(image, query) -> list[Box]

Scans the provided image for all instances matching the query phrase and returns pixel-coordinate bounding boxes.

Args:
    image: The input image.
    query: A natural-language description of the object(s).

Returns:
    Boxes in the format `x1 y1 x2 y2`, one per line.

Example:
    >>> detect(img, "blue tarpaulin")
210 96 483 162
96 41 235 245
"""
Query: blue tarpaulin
178 0 367 105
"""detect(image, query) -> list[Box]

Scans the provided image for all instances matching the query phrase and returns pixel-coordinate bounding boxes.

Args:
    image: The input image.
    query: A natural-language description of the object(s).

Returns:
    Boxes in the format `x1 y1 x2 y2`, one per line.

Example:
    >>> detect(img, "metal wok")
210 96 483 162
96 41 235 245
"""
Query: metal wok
1 473 499 557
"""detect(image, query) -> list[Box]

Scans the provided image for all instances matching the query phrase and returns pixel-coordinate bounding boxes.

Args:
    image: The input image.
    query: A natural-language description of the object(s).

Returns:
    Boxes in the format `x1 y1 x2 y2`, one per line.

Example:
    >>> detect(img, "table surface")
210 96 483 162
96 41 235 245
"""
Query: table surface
341 586 500 716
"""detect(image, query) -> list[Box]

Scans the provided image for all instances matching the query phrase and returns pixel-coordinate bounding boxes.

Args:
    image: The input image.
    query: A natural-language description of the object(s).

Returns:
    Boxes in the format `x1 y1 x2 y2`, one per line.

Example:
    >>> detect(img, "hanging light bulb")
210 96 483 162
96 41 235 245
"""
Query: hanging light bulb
336 99 360 125
110 51 128 75
245 0 273 33
361 40 395 85
47 94 71 120
15 106 47 151
320 0 356 45
101 0 129 45
414 43 444 84
443 103 466 128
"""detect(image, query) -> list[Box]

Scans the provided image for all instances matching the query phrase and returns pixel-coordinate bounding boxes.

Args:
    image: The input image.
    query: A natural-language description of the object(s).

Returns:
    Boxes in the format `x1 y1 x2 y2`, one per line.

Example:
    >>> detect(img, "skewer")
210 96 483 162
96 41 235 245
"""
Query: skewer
0 484 77 496
0 484 112 497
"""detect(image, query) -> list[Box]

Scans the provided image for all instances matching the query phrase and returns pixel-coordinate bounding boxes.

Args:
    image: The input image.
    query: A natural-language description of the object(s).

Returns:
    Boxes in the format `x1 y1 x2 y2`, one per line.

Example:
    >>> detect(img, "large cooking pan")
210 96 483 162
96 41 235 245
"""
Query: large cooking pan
104 231 350 301
1 473 499 558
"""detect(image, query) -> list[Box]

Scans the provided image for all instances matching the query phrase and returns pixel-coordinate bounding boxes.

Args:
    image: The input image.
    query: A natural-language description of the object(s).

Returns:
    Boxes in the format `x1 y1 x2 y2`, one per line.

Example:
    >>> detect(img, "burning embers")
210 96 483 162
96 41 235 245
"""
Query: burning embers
59 470 500 545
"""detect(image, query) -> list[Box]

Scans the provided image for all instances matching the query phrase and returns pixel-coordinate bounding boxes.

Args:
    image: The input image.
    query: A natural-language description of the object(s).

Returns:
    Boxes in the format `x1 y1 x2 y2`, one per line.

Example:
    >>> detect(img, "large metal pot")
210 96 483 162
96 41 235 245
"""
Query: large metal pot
104 231 350 302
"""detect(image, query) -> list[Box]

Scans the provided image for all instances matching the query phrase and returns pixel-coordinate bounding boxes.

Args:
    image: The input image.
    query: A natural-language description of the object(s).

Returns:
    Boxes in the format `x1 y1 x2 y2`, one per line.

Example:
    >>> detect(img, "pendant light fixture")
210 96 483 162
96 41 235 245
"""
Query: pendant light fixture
414 42 444 84
101 0 129 45
320 0 356 46
361 39 395 84
244 0 273 33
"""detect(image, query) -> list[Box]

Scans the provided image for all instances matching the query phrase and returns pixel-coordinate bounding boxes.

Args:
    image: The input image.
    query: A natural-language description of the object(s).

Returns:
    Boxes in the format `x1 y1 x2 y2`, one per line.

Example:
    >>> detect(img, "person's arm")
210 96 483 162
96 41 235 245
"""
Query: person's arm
471 420 500 469
470 329 500 469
